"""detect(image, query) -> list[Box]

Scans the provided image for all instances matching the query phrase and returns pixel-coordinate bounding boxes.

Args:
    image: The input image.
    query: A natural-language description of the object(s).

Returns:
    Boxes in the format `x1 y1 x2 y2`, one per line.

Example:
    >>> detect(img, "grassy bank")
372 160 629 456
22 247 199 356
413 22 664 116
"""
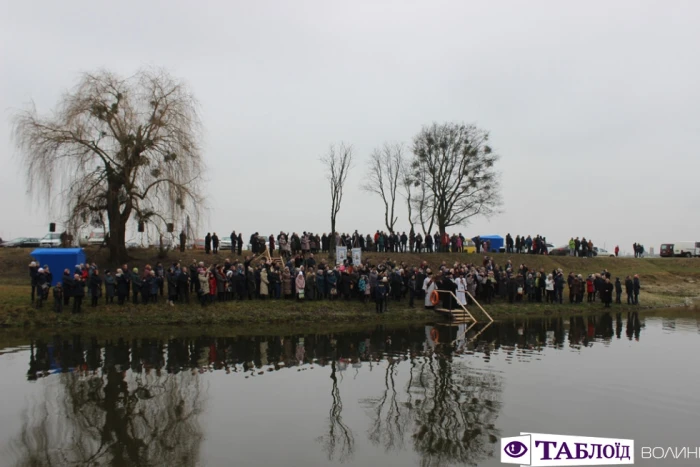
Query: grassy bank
1 247 698 328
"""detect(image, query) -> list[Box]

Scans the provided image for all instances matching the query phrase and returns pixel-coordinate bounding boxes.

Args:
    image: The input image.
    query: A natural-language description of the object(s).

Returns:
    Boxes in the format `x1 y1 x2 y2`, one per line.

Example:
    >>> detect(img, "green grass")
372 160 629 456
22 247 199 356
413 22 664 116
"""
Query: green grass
1 248 699 328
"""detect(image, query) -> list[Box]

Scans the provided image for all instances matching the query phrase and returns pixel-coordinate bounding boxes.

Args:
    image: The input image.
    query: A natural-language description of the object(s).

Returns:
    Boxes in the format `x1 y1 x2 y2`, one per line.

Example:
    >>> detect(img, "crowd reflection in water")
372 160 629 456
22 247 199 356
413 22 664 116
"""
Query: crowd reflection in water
25 313 644 381
14 312 644 467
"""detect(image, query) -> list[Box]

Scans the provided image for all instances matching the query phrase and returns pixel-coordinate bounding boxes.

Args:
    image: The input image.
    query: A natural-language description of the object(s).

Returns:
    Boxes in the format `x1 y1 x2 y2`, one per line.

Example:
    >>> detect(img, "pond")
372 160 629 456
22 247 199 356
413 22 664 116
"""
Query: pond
0 309 699 466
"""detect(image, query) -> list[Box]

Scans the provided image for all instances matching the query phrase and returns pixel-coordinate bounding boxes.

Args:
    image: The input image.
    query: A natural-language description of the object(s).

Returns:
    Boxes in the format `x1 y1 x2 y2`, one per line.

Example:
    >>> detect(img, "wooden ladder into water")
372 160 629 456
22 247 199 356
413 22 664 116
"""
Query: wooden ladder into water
433 290 495 345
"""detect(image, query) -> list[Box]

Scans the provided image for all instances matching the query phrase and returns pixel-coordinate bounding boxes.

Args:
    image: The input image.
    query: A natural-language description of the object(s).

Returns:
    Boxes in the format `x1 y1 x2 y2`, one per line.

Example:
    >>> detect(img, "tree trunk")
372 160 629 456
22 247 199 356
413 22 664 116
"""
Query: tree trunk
329 218 336 263
106 181 129 263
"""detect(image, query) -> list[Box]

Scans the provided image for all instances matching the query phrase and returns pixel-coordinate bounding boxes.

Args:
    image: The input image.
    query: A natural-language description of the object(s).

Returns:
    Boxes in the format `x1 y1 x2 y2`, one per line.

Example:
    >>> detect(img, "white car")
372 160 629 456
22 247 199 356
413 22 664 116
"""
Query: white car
593 247 615 257
219 237 232 250
39 233 62 248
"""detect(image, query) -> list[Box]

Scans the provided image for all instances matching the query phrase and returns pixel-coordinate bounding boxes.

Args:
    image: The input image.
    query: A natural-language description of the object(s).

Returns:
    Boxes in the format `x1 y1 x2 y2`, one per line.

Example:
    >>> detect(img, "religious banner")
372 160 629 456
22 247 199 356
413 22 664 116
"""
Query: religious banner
352 247 362 266
336 246 347 265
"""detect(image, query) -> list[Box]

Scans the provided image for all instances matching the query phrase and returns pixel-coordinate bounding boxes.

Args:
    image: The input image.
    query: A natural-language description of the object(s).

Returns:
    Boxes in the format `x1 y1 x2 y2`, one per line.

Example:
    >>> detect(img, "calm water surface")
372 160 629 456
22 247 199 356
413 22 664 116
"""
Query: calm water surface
1 309 699 467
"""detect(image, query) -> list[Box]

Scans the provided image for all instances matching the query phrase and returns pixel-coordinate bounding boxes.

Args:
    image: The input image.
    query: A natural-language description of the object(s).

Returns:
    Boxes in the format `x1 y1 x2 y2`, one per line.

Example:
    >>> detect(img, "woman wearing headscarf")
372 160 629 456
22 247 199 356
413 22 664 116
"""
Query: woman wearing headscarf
259 267 269 299
282 267 292 299
198 269 210 305
116 269 128 305
295 271 306 301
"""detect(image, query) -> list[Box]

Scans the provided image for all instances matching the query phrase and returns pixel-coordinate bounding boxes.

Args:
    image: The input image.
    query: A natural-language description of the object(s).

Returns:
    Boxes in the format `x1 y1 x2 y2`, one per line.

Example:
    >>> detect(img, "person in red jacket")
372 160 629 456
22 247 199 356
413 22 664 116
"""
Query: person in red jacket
614 245 619 257
586 276 595 302
208 271 217 302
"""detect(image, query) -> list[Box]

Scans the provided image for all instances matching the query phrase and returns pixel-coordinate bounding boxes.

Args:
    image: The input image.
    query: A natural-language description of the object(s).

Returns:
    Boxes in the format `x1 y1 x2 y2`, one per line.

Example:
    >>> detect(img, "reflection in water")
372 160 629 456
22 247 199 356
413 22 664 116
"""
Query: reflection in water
5 312 650 466
317 360 356 462
11 336 204 467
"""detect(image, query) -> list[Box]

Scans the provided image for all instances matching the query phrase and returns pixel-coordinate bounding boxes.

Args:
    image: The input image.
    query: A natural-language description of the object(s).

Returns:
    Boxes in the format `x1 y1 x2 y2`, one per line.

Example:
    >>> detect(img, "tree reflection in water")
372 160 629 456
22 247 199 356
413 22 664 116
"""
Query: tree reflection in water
316 360 355 463
10 339 204 467
362 348 501 467
5 315 643 466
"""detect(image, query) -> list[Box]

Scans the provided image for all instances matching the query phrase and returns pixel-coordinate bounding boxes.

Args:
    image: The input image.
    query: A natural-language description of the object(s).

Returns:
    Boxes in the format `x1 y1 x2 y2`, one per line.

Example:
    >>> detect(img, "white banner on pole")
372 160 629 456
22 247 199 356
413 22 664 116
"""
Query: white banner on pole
336 246 347 265
352 248 362 266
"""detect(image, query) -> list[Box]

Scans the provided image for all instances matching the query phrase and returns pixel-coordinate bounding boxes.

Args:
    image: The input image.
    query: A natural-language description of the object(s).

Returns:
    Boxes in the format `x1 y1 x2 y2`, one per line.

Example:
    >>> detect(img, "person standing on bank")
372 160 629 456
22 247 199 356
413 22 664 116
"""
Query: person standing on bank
131 268 142 304
633 275 641 305
29 261 39 303
625 276 634 304
212 233 219 254
603 277 614 308
72 273 85 313
53 282 63 313
295 270 305 301
89 269 102 307
615 277 622 304
375 277 388 313
237 233 243 256
230 231 237 255
205 232 212 254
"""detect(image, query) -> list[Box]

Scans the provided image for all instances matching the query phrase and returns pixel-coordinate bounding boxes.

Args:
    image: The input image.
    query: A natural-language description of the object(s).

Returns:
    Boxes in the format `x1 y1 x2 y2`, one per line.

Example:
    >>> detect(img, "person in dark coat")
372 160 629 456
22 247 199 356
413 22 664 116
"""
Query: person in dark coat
131 268 142 304
212 233 220 254
625 276 634 304
234 267 246 301
602 277 614 308
53 283 63 313
62 269 74 306
438 273 457 309
29 261 39 303
72 274 85 314
614 278 622 304
34 268 49 308
104 270 115 304
167 268 178 305
214 267 226 301
141 272 153 304
89 269 102 307
205 233 212 254
189 260 199 293
246 266 256 299
375 277 388 313
230 231 237 255
633 275 641 305
237 233 243 256
155 263 165 297
177 266 189 304
116 269 129 305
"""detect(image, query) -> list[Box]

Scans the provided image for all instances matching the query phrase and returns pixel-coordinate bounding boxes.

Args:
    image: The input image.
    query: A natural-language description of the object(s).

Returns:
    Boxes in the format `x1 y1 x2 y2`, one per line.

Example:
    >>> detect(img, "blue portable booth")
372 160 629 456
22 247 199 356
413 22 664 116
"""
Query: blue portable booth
479 235 504 253
30 248 86 286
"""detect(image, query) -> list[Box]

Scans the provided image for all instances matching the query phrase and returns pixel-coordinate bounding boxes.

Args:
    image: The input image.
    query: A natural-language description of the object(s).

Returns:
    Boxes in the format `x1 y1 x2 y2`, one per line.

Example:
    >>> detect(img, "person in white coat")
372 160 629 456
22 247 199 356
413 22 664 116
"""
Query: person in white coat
423 270 437 309
454 274 467 306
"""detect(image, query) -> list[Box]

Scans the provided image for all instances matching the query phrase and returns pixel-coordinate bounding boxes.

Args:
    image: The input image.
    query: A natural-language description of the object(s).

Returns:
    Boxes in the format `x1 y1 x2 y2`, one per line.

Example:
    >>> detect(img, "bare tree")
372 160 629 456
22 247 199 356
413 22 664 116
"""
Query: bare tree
412 167 435 236
361 143 405 234
411 122 501 236
12 68 206 262
399 161 416 234
320 142 353 259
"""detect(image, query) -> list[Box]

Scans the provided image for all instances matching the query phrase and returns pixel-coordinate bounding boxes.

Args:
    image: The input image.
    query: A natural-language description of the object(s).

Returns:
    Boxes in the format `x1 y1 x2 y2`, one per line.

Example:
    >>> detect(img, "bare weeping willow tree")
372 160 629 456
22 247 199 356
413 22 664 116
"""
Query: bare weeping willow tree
12 68 206 262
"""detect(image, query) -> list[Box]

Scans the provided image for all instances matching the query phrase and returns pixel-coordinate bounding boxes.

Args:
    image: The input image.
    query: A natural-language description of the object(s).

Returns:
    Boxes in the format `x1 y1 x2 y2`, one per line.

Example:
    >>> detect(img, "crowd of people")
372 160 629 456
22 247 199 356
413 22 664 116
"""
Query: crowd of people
29 247 643 314
194 230 559 257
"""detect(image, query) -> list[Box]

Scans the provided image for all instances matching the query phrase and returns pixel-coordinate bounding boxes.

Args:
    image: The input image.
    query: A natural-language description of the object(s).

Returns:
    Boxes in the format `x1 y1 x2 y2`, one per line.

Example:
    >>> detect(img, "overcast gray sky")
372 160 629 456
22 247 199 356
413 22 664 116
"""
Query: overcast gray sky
2 0 699 254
